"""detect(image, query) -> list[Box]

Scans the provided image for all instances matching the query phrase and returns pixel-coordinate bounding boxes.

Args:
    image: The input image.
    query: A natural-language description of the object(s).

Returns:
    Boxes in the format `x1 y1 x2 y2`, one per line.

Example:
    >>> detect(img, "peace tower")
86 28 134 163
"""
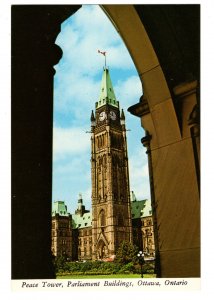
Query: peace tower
90 67 133 260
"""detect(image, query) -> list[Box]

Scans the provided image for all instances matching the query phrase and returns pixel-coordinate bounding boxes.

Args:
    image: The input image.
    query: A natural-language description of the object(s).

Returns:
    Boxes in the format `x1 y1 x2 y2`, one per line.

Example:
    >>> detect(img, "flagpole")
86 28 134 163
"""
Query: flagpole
98 50 107 69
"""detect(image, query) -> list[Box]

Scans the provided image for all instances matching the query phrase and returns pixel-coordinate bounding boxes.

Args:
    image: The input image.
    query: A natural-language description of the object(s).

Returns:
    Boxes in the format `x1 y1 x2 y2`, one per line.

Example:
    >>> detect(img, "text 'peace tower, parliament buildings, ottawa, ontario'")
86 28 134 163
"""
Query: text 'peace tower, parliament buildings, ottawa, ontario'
51 67 155 261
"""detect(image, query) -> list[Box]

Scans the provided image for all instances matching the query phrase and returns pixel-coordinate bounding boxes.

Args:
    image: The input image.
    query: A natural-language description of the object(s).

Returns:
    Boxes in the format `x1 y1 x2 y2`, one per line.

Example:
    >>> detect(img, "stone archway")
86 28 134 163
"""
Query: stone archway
102 5 200 278
97 239 108 259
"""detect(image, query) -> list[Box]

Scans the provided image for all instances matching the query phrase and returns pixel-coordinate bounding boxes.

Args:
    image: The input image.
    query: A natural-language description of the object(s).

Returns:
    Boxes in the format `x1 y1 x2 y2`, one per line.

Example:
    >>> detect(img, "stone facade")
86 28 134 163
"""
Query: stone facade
51 67 155 262
52 193 155 261
52 201 72 258
90 68 133 260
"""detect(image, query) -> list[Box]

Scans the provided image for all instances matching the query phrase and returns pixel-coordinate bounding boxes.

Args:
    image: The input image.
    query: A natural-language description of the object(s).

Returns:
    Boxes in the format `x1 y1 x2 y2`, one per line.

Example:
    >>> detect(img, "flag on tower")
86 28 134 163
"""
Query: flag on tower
98 50 107 67
98 49 106 56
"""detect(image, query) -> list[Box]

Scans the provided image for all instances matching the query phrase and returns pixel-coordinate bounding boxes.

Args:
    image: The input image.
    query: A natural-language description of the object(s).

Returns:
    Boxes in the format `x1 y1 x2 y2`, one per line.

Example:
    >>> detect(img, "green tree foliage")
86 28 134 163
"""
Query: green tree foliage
115 241 139 264
54 259 155 276
54 255 68 272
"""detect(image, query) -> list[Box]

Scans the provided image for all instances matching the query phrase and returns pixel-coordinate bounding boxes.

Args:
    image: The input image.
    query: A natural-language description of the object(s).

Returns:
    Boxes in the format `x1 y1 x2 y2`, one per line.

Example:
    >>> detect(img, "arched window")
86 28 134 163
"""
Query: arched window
78 248 81 258
118 213 124 226
99 209 105 227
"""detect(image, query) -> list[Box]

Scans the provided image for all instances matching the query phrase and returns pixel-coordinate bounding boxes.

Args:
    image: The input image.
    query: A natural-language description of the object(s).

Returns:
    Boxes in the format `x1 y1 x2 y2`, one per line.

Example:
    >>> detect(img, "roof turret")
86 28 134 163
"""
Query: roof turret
90 110 95 122
121 109 125 120
52 201 69 216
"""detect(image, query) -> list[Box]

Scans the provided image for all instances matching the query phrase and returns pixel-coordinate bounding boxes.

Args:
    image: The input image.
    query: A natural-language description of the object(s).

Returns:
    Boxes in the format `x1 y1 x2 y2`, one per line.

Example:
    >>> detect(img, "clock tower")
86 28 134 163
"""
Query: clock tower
90 67 133 260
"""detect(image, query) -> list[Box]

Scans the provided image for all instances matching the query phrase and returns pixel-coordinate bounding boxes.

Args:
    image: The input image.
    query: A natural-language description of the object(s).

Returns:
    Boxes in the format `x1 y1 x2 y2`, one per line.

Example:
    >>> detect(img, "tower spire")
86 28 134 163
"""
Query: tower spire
96 68 119 109
90 110 95 122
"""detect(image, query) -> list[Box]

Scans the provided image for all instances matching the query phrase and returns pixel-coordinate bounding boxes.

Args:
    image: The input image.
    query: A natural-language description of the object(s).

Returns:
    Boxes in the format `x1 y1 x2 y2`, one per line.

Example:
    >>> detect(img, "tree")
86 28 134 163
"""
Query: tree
115 241 139 264
54 254 67 272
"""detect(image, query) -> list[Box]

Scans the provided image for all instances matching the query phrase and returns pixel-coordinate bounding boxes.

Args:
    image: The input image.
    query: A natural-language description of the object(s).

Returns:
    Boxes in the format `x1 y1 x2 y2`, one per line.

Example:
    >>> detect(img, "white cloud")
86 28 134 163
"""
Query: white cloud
55 5 134 75
114 75 143 109
53 5 137 117
52 5 151 210
53 126 90 160
129 148 151 200
54 72 100 117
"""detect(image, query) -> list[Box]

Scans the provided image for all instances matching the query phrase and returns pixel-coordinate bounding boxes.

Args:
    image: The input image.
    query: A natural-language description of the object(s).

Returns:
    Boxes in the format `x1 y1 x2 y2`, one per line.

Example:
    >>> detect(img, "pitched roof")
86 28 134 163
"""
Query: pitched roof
52 201 70 216
72 212 92 229
52 198 153 228
96 68 119 109
131 199 152 219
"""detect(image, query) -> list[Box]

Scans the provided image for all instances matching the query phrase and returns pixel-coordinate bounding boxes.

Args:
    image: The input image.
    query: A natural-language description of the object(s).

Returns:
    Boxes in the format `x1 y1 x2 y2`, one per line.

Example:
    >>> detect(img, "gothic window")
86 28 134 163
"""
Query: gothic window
102 134 105 147
104 133 106 147
118 213 124 226
78 248 81 258
103 154 106 167
99 209 106 227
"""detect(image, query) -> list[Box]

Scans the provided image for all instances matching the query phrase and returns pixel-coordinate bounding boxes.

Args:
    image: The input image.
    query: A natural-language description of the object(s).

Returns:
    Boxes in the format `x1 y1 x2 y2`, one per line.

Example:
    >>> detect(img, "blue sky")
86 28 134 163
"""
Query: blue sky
52 5 150 213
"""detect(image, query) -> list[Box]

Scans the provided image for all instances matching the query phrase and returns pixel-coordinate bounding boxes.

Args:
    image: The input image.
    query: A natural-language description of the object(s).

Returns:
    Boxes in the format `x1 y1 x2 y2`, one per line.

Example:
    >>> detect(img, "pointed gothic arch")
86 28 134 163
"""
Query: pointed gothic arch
117 213 124 226
97 239 108 259
99 209 106 227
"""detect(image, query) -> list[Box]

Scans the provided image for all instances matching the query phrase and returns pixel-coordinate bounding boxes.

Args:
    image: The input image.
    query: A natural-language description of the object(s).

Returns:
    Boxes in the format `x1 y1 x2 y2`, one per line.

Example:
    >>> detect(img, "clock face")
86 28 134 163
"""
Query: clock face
99 111 106 121
109 111 116 120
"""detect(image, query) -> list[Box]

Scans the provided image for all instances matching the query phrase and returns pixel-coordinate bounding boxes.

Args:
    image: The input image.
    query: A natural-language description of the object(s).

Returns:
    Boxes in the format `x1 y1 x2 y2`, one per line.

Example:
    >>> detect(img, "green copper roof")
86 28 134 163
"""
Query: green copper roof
52 197 152 228
131 199 152 219
72 212 92 229
52 201 69 216
96 68 119 109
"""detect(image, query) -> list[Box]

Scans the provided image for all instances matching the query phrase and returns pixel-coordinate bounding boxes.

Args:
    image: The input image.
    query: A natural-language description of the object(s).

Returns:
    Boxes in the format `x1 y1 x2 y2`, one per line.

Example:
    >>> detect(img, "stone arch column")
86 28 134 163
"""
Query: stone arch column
12 5 81 279
102 5 200 277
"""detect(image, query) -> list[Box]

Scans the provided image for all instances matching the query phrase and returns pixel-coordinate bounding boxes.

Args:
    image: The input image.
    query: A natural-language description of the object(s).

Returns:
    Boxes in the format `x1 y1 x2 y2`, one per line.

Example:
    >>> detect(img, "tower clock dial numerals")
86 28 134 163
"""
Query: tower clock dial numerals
109 111 116 120
99 111 106 121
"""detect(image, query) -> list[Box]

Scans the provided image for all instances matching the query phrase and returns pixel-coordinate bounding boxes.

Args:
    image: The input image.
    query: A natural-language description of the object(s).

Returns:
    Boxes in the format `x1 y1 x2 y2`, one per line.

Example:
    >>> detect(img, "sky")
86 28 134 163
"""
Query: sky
52 4 150 213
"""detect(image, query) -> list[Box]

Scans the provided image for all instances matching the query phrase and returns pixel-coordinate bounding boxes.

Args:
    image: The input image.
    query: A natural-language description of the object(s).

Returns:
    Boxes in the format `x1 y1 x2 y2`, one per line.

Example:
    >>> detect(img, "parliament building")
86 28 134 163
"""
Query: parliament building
52 67 155 261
